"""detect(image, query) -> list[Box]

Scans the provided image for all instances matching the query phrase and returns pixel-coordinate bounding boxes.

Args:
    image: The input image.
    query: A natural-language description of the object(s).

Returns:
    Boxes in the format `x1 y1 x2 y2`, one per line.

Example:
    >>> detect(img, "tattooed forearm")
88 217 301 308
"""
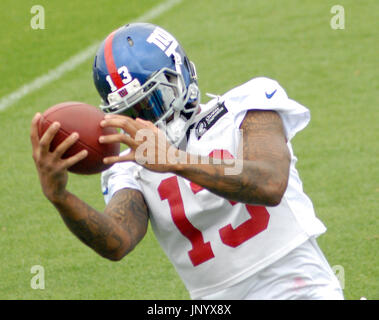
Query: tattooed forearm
178 160 277 205
105 188 149 250
174 110 290 205
52 189 148 260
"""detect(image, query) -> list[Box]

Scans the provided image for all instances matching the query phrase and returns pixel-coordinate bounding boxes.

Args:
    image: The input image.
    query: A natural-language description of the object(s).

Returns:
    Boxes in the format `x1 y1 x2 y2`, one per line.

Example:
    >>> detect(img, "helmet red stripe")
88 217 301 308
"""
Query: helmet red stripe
104 30 124 89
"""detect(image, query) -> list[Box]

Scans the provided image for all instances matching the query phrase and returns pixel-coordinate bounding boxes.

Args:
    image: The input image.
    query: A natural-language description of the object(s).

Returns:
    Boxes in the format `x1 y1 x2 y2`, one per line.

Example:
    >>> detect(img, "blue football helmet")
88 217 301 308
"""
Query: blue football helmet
92 23 200 145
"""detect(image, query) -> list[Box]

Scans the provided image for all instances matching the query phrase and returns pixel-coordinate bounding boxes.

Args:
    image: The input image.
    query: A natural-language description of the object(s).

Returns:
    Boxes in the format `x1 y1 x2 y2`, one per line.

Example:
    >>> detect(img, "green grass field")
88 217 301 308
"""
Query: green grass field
0 0 377 300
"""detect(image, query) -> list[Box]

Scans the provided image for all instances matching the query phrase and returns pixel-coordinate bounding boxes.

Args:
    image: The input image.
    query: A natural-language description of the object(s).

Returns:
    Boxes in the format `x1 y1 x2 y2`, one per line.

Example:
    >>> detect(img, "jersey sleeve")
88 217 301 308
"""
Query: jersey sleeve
222 77 310 140
100 149 142 204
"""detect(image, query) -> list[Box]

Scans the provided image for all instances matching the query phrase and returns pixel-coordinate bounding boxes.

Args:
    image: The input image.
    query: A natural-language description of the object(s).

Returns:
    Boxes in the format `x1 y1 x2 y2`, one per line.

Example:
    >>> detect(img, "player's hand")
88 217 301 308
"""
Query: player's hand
99 114 184 173
30 113 88 202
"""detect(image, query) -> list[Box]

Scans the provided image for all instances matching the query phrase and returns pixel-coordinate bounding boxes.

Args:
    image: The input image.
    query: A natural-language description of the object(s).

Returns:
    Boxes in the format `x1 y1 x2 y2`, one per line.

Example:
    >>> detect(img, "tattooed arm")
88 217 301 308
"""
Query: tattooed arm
99 110 290 206
55 188 148 261
30 113 148 261
173 110 291 206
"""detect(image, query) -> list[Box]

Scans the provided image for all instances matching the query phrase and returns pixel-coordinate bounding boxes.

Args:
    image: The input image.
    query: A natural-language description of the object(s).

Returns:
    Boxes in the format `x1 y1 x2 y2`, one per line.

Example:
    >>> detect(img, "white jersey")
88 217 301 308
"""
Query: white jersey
101 77 326 299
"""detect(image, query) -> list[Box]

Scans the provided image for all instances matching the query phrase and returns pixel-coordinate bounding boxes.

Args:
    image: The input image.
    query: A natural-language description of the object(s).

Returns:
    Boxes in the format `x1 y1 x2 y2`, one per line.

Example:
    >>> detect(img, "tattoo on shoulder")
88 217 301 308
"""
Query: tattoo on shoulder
240 110 284 133
240 110 287 161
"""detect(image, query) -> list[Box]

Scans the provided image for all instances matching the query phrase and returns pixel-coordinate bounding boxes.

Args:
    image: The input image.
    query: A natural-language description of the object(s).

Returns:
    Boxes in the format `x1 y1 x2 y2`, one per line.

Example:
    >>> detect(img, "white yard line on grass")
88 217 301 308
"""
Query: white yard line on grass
0 0 183 112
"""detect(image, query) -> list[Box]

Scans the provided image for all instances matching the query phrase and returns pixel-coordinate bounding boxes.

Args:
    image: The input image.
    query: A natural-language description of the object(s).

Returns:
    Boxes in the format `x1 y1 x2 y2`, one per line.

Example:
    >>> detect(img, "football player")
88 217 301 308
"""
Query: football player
31 23 343 299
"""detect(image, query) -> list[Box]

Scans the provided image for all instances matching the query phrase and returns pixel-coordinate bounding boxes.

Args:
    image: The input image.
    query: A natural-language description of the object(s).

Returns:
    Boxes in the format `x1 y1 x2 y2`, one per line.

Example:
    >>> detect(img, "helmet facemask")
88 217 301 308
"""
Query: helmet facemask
101 66 199 146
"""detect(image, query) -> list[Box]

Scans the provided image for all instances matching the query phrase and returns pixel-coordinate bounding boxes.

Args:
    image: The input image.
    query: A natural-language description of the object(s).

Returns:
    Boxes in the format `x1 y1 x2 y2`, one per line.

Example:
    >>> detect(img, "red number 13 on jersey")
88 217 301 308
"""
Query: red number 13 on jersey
158 174 270 267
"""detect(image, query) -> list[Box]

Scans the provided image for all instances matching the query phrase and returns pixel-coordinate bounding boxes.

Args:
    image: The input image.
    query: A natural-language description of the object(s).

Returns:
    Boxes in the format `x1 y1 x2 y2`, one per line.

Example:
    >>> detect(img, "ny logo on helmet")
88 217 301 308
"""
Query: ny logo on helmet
147 27 183 74
147 27 179 58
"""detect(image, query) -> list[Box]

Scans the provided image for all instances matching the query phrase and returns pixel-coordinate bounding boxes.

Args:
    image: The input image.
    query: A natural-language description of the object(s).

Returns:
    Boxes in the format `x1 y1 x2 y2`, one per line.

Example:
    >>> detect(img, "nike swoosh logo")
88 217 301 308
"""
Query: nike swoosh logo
265 89 277 99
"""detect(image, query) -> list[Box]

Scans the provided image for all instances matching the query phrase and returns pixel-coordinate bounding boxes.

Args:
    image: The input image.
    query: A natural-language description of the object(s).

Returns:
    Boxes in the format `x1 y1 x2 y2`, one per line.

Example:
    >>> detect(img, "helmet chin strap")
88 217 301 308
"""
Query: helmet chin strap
161 81 200 147
163 101 200 147
165 117 187 146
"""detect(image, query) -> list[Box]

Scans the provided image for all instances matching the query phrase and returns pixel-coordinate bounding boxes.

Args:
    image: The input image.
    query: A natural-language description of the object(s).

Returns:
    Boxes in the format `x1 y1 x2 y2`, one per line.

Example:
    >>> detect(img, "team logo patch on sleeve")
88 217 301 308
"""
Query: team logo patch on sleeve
195 103 228 140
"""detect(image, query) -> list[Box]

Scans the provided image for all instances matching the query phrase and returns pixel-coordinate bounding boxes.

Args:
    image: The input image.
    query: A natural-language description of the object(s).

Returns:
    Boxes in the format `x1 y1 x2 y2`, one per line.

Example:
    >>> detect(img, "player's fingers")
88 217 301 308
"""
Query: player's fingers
136 118 168 141
135 118 157 131
99 132 137 148
103 151 135 165
101 115 138 138
39 121 61 154
61 149 88 170
30 113 42 153
54 132 79 159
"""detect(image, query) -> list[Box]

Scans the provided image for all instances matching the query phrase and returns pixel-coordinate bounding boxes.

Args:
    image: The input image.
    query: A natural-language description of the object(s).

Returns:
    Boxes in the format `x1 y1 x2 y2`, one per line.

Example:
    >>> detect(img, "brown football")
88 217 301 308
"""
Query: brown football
38 101 120 174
